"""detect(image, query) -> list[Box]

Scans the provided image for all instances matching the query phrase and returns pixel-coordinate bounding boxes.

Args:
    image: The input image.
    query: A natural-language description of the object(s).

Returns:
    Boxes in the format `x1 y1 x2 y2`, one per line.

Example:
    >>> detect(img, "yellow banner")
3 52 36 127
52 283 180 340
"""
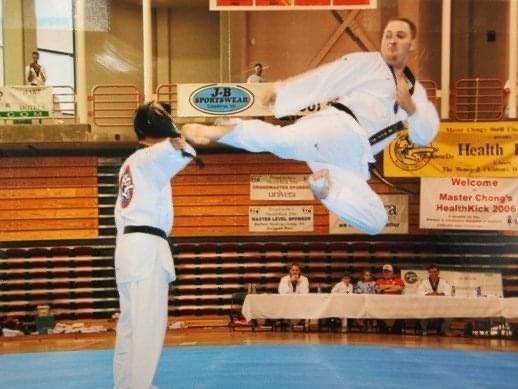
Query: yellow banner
383 121 518 177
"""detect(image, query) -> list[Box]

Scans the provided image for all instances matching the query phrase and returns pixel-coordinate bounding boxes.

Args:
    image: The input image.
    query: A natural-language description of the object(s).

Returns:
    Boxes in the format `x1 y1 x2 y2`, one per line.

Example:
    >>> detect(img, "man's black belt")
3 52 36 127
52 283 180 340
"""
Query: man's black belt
329 102 358 121
368 121 405 146
329 102 405 145
123 225 168 240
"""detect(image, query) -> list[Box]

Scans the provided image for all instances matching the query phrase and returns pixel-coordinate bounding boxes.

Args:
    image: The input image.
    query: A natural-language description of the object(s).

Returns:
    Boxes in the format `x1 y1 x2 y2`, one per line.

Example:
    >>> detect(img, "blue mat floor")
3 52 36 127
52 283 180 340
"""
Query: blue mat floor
1 344 517 388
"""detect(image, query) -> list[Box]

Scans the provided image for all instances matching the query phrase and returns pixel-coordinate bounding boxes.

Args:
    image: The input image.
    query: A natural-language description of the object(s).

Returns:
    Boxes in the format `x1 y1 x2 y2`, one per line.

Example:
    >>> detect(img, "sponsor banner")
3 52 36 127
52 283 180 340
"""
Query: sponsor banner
402 269 503 298
210 0 376 11
249 205 313 232
329 194 408 234
383 122 518 177
250 174 314 201
0 86 53 118
177 82 327 117
420 177 518 231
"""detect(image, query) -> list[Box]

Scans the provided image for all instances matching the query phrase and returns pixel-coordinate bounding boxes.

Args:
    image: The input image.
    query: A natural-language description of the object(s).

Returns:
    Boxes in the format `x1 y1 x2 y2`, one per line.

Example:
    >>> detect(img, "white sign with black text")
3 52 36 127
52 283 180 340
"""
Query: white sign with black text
250 174 314 201
420 177 518 231
402 269 503 298
249 206 313 232
329 194 408 234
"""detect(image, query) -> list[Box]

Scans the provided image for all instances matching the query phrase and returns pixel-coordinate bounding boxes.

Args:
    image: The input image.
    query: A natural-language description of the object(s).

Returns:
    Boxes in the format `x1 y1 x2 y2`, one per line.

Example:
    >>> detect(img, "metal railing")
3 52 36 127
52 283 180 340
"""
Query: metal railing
89 84 141 127
52 85 77 121
155 83 178 116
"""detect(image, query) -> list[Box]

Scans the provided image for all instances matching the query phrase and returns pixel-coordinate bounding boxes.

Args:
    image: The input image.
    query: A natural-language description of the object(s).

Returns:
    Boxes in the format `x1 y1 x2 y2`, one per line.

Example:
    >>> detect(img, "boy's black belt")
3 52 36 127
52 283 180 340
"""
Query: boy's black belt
329 102 405 145
123 225 168 240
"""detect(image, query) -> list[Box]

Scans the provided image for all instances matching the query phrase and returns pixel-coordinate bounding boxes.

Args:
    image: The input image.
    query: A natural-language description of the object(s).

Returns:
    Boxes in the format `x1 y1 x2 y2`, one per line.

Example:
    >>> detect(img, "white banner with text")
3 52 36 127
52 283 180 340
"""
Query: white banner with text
402 269 503 298
0 86 53 118
249 206 314 232
250 174 314 201
329 194 408 234
420 177 518 231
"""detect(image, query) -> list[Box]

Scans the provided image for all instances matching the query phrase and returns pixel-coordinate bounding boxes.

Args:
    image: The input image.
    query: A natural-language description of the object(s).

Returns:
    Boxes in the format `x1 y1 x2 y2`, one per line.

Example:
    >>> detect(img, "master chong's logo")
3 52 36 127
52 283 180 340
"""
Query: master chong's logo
389 131 437 171
190 85 254 115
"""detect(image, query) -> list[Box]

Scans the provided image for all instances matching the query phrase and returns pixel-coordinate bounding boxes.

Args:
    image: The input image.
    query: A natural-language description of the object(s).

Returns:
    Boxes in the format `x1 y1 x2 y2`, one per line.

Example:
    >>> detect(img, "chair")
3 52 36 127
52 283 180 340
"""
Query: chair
228 292 252 331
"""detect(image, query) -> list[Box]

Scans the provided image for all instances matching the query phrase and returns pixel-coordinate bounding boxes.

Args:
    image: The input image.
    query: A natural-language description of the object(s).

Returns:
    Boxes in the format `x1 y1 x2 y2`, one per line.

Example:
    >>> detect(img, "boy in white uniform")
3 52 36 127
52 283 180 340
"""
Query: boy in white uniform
183 18 439 235
113 102 199 389
331 273 354 332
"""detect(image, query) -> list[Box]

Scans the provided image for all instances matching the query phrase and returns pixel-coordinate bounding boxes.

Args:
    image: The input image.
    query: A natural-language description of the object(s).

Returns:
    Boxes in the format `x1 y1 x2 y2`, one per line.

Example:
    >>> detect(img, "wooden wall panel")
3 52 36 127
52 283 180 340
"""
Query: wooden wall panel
171 153 422 237
0 157 99 242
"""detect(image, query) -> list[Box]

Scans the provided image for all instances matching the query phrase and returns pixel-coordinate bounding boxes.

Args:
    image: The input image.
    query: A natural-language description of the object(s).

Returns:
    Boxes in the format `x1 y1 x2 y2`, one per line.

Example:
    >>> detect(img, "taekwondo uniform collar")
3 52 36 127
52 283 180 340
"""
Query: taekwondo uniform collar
386 63 416 114
136 140 205 168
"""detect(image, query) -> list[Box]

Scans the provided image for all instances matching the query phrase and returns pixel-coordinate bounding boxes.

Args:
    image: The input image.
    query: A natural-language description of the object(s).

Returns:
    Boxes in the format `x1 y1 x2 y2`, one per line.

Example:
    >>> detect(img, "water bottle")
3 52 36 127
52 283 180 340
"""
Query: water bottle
451 285 455 297
251 283 257 294
317 284 322 293
476 286 482 297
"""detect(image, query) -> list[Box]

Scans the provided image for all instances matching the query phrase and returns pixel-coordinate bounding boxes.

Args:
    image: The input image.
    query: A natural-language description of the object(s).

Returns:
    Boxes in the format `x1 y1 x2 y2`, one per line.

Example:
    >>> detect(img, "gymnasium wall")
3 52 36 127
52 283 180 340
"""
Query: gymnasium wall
0 157 99 242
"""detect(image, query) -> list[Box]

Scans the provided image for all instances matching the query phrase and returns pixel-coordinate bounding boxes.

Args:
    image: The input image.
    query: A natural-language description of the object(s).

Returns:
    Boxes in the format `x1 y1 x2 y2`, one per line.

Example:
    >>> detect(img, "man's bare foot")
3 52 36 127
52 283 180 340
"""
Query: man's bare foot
182 123 235 145
308 169 330 199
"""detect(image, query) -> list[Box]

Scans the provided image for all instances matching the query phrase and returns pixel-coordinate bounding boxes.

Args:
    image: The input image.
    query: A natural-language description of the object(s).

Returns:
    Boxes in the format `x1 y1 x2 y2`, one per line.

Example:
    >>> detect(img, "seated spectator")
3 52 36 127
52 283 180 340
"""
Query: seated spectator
354 270 376 294
375 264 405 334
278 263 309 294
417 264 453 336
354 269 377 331
375 264 405 295
331 273 353 332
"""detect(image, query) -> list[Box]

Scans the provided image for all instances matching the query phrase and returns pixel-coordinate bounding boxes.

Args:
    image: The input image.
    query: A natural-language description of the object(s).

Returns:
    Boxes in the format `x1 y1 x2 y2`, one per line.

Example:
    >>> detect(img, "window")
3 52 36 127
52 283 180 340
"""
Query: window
0 1 4 86
35 0 75 88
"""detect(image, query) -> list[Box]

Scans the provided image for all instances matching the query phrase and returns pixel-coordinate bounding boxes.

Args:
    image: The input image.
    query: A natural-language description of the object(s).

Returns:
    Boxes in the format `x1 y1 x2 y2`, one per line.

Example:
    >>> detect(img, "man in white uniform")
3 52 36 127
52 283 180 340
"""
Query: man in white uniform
113 102 199 389
417 264 453 336
278 263 309 294
183 18 439 235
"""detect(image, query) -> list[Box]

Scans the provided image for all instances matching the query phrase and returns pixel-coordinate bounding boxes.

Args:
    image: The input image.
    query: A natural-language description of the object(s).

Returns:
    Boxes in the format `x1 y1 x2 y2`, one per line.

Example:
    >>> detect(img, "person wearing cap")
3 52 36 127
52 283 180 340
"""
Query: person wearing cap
375 264 405 334
331 273 354 332
113 101 199 389
375 264 405 294
417 264 453 336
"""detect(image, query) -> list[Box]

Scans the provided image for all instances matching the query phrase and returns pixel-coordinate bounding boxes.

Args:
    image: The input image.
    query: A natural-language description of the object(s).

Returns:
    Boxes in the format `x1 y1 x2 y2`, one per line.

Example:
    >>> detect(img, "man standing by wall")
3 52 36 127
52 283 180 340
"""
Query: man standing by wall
25 51 47 86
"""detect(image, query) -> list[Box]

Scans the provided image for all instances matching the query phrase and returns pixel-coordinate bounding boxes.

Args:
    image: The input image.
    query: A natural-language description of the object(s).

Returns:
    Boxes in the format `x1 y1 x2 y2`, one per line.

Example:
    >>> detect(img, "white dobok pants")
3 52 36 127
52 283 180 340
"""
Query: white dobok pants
219 108 388 235
113 261 170 389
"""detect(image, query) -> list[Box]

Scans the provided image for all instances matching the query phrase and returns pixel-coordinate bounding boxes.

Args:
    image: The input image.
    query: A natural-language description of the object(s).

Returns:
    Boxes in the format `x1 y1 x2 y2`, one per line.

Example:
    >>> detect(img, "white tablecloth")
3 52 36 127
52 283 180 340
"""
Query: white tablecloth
242 294 511 320
502 298 518 319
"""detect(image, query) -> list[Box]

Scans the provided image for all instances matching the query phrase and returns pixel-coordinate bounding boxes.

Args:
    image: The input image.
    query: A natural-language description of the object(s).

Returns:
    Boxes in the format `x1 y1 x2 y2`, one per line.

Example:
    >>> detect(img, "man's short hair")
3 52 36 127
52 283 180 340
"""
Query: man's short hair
427 264 439 271
254 63 263 68
385 17 417 38
289 263 301 270
32 51 39 56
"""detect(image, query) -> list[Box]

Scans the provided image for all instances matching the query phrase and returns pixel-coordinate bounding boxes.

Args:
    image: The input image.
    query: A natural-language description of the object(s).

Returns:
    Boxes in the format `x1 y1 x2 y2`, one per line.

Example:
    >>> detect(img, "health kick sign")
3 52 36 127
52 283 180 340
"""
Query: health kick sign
420 177 518 231
384 121 518 178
